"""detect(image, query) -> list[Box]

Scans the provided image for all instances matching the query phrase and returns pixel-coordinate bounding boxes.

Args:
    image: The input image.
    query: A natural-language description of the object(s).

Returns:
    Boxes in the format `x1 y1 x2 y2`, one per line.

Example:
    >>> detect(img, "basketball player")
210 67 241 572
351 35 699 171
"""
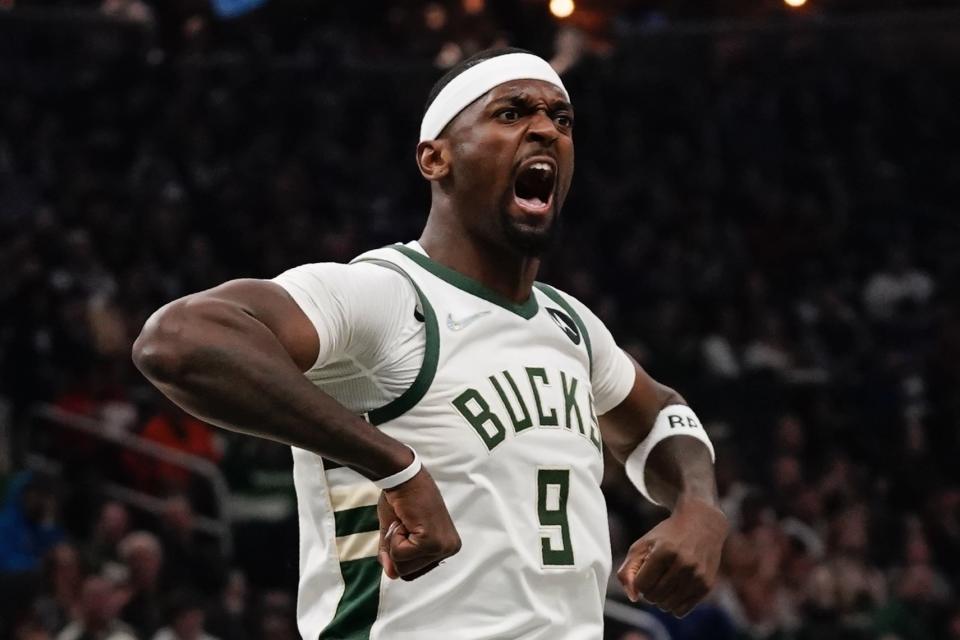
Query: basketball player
133 48 728 639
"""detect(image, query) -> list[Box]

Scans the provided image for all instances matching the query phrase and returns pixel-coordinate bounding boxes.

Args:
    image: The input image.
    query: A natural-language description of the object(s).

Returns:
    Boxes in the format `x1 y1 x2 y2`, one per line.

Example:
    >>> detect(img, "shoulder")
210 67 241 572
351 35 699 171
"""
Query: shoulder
275 260 411 292
535 282 636 413
272 260 418 314
271 258 424 370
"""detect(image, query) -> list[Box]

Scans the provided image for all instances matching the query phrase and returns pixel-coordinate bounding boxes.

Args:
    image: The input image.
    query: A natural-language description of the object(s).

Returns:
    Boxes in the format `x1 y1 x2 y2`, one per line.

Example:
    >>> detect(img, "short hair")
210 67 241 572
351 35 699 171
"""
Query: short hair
118 530 162 560
423 47 535 114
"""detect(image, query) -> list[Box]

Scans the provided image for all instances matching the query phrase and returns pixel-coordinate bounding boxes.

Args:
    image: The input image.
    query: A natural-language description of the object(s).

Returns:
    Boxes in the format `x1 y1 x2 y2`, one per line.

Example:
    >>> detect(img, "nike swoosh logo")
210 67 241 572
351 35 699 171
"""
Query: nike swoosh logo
446 310 492 331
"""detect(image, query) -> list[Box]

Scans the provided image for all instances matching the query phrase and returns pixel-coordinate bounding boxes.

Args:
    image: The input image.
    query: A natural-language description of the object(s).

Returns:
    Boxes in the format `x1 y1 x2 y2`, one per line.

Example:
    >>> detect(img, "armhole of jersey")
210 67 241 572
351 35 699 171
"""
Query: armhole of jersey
534 282 593 377
352 257 440 427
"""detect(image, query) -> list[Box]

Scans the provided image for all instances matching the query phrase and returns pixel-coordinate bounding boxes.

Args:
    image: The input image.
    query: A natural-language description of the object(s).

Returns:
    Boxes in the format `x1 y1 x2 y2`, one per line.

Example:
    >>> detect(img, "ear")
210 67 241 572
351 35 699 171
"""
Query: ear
416 139 451 182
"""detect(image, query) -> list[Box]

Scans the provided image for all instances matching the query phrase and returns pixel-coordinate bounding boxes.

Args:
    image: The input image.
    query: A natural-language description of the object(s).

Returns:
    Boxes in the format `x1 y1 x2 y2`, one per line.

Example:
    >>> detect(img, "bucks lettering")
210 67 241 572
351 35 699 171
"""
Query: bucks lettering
452 367 602 453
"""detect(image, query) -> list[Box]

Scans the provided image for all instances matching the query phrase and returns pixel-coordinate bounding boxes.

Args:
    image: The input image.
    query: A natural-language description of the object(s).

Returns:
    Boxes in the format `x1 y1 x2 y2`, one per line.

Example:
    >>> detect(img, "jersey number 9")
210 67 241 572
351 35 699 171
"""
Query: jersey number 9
537 469 574 566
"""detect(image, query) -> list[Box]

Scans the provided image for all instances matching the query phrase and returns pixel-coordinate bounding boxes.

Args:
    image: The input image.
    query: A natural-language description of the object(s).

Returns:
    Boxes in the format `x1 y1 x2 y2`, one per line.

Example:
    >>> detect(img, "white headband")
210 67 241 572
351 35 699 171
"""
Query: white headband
419 53 569 142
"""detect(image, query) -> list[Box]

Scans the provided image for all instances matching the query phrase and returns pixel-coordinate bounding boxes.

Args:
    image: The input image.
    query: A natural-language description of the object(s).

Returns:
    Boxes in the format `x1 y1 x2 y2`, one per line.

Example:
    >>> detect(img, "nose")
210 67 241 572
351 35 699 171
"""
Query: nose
525 108 558 146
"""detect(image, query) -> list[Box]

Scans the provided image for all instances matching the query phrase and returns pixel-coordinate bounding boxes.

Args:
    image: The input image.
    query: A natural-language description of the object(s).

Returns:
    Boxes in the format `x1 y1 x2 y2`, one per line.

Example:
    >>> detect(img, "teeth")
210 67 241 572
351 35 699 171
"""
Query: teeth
529 162 553 173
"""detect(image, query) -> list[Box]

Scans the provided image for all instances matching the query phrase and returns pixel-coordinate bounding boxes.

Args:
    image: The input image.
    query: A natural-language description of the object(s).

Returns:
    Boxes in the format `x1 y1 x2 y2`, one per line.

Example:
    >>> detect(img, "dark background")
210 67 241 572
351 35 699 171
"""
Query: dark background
1 1 959 639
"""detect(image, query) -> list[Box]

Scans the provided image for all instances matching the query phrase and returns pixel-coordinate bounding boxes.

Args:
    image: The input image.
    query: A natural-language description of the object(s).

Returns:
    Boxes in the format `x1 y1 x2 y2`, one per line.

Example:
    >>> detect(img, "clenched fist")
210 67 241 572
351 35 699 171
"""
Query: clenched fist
618 497 728 617
377 466 461 581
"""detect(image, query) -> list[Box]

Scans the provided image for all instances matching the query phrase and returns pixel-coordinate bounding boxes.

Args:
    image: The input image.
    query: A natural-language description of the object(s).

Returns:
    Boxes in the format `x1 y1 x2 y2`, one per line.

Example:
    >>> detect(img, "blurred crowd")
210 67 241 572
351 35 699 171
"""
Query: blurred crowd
2 3 960 640
1 482 293 640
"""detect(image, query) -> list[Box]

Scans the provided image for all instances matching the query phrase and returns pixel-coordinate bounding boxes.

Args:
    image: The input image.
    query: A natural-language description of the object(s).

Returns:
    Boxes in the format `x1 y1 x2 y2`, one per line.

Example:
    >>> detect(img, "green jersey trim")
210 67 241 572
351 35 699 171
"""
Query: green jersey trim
533 283 593 377
389 245 539 320
352 258 441 426
319 556 381 640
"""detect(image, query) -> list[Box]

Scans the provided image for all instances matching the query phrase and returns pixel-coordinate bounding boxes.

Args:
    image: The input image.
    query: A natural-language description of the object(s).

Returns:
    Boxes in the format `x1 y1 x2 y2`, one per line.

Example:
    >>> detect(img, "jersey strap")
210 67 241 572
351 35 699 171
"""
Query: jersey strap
353 257 441 426
533 282 593 378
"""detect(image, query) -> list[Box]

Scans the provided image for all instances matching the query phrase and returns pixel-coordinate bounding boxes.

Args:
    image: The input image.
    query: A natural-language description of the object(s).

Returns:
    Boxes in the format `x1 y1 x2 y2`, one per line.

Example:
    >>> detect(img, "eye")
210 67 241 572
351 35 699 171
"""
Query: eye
497 108 521 122
554 113 573 129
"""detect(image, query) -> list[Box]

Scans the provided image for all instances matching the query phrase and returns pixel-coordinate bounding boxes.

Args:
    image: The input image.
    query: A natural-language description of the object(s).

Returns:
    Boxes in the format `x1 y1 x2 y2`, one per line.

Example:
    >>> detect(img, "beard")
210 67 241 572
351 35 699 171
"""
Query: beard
498 196 563 257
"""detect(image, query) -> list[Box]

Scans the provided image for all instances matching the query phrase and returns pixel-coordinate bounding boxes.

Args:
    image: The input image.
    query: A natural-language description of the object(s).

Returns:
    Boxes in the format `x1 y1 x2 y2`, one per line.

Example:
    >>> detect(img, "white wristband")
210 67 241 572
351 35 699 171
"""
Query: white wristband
625 405 716 506
373 448 422 490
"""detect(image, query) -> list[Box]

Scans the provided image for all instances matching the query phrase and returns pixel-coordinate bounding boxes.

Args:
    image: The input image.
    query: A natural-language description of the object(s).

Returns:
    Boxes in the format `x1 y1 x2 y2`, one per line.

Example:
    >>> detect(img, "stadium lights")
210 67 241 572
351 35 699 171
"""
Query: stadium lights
549 0 575 19
784 0 808 7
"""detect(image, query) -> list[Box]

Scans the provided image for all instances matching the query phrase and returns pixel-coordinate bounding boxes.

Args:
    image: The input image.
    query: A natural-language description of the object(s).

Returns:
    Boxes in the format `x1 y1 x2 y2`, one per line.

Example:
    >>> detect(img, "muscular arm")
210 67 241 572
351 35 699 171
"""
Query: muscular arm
132 279 412 479
600 355 728 617
600 356 718 509
134 278 461 578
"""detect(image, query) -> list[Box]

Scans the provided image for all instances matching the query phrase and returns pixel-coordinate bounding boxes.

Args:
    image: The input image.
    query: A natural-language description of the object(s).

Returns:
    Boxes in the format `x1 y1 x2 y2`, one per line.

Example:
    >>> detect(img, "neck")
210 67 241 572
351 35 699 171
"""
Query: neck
84 618 106 634
419 209 540 304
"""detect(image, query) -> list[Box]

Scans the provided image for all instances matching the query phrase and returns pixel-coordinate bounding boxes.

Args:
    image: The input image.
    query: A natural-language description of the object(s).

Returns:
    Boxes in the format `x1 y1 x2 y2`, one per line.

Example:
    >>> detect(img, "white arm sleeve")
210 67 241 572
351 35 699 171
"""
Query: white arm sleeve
271 262 419 374
560 294 636 416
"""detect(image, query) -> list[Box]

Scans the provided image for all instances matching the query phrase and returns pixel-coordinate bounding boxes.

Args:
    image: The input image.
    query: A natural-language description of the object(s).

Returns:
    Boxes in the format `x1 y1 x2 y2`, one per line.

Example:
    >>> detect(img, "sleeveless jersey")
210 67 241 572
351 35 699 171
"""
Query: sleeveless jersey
292 244 613 640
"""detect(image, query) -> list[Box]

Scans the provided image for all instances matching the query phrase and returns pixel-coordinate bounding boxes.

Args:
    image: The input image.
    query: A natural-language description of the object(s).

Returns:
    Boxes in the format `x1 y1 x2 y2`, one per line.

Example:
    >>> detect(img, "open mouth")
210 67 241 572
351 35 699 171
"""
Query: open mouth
514 160 556 213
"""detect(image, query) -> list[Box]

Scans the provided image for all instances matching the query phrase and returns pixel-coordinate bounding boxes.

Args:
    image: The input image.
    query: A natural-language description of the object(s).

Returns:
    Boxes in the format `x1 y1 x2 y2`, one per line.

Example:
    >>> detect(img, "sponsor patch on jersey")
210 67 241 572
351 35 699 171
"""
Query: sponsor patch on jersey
546 307 580 345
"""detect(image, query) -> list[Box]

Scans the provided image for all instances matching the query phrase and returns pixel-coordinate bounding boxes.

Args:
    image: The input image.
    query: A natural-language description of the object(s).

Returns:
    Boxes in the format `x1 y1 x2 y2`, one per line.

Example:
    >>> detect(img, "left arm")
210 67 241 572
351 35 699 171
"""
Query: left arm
600 356 729 618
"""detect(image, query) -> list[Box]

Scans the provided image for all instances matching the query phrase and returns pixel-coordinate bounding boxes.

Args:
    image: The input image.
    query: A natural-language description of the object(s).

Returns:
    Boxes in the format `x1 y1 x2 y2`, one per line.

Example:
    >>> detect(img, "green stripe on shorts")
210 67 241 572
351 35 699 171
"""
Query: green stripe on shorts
319 557 382 640
334 505 379 538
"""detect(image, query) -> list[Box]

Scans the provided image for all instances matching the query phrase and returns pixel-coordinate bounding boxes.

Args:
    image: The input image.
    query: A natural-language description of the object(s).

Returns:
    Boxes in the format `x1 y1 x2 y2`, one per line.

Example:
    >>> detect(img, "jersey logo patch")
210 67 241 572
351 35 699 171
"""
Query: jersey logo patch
546 308 580 345
446 310 492 331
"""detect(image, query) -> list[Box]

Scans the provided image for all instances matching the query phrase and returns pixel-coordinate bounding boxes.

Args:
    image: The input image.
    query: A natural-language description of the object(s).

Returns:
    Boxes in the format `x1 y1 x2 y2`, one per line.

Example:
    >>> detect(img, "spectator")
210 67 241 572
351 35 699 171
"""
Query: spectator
80 502 130 574
873 522 953 640
117 531 164 638
33 543 82 635
863 249 934 322
125 400 222 497
157 496 225 594
946 606 960 640
152 589 220 640
0 473 64 575
255 591 297 640
205 569 250 640
700 309 742 380
55 575 136 640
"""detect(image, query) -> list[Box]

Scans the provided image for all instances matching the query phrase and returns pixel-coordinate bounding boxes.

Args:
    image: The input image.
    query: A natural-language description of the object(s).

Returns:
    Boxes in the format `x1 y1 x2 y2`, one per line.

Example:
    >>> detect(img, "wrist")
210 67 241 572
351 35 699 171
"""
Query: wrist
674 492 721 512
332 423 415 481
374 446 421 490
363 438 415 479
671 472 721 509
382 440 416 474
624 405 716 506
673 495 728 532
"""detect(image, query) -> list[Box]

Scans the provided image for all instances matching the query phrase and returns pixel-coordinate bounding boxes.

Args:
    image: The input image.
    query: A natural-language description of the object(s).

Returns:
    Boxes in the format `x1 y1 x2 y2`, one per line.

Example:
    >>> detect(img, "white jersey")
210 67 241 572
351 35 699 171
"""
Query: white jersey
274 242 635 640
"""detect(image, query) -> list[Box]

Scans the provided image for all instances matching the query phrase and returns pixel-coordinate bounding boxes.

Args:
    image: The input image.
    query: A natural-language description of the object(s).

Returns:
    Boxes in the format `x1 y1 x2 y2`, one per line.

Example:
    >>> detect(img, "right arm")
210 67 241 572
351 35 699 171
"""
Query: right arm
132 277 460 576
132 278 411 479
